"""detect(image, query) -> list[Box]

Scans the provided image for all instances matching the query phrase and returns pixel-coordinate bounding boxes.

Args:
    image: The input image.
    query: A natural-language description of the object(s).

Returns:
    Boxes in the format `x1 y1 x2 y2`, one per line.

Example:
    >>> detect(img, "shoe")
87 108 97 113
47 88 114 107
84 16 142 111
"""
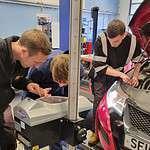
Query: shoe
88 131 99 146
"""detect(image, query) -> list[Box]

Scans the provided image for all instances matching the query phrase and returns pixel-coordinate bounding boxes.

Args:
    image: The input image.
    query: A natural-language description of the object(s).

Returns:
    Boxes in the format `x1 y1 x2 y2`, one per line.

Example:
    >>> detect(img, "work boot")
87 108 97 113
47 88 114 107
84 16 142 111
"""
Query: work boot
88 131 99 146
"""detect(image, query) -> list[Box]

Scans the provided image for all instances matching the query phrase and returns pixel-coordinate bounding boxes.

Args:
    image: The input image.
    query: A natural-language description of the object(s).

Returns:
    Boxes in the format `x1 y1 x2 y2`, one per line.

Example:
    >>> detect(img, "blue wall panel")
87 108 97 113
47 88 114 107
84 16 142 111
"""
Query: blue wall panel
59 0 70 51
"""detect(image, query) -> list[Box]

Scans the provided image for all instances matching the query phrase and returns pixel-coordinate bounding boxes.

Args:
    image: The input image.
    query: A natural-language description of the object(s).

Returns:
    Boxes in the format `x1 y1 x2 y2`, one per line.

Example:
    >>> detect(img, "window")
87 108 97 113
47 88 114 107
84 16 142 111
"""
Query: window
129 0 143 20
132 0 143 3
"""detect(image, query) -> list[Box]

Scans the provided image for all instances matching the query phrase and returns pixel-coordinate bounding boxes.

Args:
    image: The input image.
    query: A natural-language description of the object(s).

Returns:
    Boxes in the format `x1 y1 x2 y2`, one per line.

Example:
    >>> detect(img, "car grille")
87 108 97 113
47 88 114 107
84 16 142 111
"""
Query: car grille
128 103 150 136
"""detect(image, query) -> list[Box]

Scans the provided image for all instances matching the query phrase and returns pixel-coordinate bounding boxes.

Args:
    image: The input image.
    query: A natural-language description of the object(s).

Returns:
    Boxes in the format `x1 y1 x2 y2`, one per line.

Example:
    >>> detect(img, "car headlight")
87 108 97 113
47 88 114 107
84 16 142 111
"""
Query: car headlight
106 81 128 116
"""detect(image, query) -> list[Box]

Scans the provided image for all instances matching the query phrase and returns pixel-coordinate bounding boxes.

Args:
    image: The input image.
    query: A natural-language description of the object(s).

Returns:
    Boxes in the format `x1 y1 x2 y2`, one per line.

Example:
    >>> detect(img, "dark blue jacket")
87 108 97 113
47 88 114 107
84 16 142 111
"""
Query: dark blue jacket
26 50 84 99
26 50 68 99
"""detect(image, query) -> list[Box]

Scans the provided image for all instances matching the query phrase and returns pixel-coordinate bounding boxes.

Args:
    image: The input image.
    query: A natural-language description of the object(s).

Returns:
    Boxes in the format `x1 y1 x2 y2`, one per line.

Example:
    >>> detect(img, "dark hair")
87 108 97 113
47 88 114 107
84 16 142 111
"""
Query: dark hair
141 22 150 36
19 29 51 56
107 19 126 38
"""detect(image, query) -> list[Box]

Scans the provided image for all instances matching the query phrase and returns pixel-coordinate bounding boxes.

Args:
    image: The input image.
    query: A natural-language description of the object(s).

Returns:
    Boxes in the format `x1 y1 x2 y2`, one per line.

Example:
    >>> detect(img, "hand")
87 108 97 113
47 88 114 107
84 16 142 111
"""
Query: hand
119 72 131 84
40 88 51 97
130 76 139 87
27 83 51 97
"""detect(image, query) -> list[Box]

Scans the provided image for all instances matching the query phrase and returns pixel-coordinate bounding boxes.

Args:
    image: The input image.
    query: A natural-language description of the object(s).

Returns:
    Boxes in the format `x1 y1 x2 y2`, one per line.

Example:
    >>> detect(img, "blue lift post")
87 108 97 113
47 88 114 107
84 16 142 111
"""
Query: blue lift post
91 6 99 53
59 0 70 51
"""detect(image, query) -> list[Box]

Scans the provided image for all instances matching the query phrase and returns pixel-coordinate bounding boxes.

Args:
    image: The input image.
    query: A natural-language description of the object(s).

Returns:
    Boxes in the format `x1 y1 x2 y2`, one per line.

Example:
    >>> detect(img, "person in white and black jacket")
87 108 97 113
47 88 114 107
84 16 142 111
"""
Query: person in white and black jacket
88 19 143 145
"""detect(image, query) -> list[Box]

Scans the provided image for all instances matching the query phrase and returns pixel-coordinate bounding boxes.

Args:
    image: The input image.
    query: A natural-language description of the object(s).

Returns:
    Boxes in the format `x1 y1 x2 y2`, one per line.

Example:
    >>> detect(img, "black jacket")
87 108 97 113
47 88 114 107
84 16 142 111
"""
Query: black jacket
89 32 142 81
26 55 68 99
0 36 31 124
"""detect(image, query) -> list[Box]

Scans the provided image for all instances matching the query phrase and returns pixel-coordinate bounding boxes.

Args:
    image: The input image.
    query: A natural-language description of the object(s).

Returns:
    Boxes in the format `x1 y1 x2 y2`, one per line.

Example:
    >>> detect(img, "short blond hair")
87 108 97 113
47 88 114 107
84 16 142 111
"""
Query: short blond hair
50 54 69 82
19 29 51 56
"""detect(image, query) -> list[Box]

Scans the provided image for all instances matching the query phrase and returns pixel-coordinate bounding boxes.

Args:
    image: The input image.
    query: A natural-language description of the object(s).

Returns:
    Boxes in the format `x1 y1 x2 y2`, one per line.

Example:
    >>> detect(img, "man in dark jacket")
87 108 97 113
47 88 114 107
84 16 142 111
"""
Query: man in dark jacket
88 19 142 145
0 29 51 149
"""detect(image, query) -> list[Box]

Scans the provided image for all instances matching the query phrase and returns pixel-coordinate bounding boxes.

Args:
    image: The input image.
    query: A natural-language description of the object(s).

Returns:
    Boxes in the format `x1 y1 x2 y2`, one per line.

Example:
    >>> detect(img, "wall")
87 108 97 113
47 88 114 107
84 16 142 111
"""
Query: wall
117 0 131 27
82 0 119 39
0 1 58 37
83 0 118 14
11 0 59 6
0 0 119 38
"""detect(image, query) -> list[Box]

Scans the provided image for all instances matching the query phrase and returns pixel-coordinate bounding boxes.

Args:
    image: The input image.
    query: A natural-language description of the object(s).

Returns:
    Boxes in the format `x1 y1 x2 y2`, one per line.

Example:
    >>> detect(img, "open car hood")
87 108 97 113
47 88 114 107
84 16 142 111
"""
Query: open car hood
120 60 150 113
121 82 150 113
129 0 150 56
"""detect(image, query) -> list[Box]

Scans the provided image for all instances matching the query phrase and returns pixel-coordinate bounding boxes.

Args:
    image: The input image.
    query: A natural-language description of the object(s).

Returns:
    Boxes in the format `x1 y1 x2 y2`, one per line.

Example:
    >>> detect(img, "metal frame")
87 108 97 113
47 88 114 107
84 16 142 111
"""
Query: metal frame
68 0 82 121
0 0 58 8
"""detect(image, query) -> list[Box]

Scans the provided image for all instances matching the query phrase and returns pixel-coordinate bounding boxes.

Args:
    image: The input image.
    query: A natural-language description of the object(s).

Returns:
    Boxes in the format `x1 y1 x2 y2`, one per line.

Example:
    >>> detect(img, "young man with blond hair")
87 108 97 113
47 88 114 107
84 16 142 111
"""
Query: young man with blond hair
50 54 69 87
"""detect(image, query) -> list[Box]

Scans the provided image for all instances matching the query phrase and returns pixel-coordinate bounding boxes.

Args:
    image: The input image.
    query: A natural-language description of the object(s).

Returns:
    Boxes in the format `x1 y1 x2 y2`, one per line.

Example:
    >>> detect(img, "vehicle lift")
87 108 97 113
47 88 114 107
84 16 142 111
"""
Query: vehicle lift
14 0 95 149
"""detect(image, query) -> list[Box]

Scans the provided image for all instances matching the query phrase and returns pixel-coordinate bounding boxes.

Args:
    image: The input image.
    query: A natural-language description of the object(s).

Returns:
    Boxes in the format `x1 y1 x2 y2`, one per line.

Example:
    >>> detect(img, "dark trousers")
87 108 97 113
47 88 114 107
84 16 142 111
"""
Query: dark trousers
0 126 16 150
91 76 117 131
0 113 16 150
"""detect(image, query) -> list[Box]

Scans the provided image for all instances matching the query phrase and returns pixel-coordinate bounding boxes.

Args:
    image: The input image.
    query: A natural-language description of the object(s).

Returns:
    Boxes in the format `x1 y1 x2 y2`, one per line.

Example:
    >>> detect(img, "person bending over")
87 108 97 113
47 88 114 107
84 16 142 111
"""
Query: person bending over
88 19 142 145
0 28 51 149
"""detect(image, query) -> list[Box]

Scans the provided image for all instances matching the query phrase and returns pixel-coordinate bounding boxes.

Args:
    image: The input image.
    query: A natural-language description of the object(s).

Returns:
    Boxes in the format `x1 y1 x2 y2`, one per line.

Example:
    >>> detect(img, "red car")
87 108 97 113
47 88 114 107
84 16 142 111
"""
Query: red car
96 59 150 149
95 0 150 149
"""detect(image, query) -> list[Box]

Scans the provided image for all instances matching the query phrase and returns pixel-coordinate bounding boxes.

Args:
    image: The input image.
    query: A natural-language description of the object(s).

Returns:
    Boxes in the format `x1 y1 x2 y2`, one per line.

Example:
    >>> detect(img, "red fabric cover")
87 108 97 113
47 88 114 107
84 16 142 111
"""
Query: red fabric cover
129 0 150 55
